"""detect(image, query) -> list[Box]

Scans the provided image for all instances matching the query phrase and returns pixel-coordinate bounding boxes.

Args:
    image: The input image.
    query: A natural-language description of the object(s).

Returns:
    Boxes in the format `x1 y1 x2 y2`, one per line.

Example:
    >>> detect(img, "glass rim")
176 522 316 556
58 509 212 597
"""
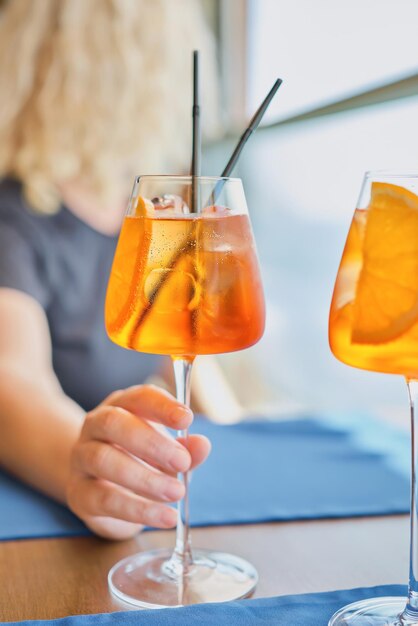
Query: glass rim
134 175 241 184
365 169 418 179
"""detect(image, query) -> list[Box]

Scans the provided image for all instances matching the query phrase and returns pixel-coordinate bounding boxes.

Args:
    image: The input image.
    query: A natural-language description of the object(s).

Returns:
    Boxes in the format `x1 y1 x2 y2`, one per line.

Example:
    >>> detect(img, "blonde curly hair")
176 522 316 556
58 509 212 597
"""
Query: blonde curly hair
0 0 219 213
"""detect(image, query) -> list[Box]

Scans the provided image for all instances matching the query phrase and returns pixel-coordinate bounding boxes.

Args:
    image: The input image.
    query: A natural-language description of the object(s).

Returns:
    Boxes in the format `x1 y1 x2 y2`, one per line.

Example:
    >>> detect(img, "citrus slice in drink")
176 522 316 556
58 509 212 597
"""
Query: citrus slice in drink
133 196 154 216
105 197 152 334
351 181 418 344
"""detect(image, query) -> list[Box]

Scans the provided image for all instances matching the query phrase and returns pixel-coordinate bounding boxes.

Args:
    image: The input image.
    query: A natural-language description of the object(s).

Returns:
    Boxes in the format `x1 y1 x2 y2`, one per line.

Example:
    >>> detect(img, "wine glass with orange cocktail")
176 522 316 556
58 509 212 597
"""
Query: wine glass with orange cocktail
329 172 418 625
103 49 281 608
104 175 265 607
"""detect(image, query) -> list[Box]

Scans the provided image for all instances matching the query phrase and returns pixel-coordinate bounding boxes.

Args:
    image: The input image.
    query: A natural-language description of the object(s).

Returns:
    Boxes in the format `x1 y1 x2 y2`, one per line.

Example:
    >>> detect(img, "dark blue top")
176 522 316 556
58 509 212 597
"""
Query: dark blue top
0 178 164 410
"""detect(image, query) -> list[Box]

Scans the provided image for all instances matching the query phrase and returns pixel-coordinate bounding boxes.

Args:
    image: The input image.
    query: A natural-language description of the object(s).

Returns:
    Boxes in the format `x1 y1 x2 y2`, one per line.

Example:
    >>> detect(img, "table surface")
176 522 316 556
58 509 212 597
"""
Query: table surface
0 514 409 622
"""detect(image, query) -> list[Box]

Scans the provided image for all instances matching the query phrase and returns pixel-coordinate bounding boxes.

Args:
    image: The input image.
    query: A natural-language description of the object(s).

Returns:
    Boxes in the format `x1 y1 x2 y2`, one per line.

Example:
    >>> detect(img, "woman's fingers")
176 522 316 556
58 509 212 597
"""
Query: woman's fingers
81 406 192 474
68 385 213 538
81 515 144 541
67 476 178 529
104 385 193 430
72 440 185 502
177 434 211 470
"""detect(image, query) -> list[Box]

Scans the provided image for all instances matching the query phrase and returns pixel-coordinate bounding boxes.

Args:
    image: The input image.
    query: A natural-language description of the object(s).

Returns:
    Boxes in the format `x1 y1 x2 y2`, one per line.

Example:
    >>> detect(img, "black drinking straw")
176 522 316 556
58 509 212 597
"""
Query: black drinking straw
222 78 282 177
191 50 201 212
130 76 283 335
210 77 283 205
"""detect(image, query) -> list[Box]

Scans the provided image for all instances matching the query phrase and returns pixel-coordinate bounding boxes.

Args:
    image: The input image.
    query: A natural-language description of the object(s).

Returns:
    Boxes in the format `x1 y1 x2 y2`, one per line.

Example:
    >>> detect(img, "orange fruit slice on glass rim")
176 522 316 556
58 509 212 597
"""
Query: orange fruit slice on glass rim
351 181 418 344
134 196 154 216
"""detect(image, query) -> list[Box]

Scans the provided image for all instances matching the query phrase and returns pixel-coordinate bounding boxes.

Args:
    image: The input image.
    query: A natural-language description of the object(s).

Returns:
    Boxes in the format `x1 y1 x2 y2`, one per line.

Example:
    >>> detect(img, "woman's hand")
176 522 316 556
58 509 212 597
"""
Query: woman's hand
66 385 210 540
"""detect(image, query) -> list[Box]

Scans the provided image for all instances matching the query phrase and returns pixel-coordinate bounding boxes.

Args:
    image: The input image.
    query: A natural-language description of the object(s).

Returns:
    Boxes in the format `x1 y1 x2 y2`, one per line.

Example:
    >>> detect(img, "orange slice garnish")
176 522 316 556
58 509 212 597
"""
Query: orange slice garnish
134 196 154 216
352 181 418 344
105 197 152 334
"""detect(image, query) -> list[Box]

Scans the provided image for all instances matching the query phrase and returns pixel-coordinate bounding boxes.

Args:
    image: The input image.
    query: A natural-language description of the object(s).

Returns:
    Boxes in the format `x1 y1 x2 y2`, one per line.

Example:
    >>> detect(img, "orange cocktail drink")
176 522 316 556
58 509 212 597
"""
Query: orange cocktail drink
329 181 418 377
106 204 265 357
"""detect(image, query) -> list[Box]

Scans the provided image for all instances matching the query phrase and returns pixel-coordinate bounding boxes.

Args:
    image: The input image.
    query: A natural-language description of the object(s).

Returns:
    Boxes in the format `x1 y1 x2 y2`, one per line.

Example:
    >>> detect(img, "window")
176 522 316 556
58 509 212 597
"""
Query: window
248 0 418 123
207 0 418 420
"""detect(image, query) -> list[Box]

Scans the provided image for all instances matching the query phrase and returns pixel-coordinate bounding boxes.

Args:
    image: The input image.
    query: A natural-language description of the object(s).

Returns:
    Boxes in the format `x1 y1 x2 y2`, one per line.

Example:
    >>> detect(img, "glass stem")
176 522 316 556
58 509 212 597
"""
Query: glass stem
171 358 194 573
402 380 418 621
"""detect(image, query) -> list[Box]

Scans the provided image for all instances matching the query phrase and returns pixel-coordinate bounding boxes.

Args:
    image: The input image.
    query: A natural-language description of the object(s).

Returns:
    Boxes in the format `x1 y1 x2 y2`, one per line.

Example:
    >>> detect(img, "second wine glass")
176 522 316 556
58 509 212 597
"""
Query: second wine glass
329 171 418 625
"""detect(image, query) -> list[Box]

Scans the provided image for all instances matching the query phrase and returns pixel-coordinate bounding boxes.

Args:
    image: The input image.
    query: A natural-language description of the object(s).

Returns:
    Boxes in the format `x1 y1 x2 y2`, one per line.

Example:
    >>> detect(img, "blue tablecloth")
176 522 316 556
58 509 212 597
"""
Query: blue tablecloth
0 414 410 541
5 585 408 625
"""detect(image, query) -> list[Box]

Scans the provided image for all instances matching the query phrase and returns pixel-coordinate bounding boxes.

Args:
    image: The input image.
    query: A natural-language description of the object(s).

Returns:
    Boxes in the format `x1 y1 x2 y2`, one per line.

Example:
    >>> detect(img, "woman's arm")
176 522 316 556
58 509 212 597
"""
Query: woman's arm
0 289 84 500
0 288 210 539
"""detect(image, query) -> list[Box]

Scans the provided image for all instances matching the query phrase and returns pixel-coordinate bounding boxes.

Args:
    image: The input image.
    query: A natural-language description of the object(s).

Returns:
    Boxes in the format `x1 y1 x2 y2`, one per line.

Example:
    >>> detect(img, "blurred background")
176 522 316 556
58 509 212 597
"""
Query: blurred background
2 0 418 425
200 0 418 424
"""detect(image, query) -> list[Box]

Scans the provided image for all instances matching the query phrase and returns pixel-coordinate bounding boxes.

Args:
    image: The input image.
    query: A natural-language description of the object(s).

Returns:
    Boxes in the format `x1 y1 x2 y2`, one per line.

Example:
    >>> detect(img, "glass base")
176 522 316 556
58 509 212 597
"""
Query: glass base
329 597 418 625
108 547 258 608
